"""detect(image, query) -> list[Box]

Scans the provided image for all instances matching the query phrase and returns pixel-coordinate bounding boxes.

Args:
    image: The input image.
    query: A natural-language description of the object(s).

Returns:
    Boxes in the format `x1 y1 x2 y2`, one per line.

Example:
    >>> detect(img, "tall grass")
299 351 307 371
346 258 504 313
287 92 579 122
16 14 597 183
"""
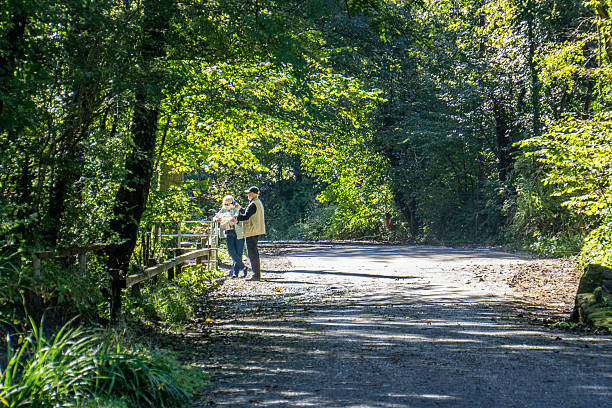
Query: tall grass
1 317 97 406
0 318 205 407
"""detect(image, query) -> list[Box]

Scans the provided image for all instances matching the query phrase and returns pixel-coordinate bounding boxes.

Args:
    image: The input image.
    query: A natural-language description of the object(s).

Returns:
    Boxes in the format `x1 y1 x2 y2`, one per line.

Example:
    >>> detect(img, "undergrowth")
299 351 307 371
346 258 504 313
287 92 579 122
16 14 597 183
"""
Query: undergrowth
125 264 222 327
0 317 206 407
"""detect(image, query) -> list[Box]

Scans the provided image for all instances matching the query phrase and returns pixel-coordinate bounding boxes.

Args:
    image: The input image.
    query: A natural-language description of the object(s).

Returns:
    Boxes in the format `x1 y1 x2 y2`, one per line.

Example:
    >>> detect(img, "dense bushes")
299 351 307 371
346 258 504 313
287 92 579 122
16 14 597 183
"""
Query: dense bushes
0 255 216 407
0 254 106 325
519 114 612 264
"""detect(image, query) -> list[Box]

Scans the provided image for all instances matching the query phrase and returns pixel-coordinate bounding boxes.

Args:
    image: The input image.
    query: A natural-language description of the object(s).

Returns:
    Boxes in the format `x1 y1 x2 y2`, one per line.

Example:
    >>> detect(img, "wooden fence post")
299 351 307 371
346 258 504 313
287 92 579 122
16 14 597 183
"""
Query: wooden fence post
196 238 204 265
29 253 43 317
209 222 218 269
78 253 87 276
168 265 175 281
33 254 41 279
155 224 161 254
177 223 182 250
110 269 125 322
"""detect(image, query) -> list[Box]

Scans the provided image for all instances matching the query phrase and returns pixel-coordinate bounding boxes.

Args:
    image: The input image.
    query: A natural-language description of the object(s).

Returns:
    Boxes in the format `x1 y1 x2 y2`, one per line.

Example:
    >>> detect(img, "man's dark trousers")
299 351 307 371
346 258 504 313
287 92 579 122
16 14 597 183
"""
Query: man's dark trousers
246 235 260 279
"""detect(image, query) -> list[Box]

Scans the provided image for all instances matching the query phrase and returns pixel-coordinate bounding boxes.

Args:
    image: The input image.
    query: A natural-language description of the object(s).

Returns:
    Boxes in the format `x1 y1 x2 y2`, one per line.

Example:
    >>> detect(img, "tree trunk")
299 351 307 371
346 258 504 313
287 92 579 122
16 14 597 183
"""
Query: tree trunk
106 91 159 272
493 98 511 183
0 10 27 123
105 0 174 272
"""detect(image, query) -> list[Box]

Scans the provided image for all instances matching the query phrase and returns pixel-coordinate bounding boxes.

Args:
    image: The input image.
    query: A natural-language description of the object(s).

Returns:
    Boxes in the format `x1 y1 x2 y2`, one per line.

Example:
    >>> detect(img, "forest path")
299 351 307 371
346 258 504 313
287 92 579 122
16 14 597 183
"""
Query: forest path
192 244 612 407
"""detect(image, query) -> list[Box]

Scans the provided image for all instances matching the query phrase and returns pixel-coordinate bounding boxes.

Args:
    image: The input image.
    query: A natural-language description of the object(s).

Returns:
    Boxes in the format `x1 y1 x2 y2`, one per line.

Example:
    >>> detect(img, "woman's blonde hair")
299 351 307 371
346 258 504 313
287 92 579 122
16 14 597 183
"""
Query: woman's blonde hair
222 195 234 206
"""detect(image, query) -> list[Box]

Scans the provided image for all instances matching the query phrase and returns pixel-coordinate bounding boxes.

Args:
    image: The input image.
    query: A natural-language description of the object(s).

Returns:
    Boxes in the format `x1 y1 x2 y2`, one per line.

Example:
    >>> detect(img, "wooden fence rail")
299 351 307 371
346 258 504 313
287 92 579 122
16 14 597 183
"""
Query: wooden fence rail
125 247 213 287
31 220 219 320
33 243 108 279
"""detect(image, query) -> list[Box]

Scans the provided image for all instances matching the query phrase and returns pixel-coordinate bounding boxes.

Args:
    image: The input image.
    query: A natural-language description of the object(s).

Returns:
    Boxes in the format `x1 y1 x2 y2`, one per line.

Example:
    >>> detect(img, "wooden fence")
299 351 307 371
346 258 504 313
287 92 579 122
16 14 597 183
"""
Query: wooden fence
31 220 219 320
33 243 108 279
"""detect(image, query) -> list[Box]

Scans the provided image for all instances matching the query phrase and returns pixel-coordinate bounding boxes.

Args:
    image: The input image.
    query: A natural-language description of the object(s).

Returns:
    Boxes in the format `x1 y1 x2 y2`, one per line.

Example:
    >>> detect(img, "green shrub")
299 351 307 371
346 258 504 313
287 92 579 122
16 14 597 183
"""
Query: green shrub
176 264 222 294
92 338 203 407
125 264 221 326
519 113 612 262
581 222 612 267
77 396 131 408
0 253 107 324
0 255 32 322
0 317 97 407
526 231 584 258
153 285 194 325
38 260 107 321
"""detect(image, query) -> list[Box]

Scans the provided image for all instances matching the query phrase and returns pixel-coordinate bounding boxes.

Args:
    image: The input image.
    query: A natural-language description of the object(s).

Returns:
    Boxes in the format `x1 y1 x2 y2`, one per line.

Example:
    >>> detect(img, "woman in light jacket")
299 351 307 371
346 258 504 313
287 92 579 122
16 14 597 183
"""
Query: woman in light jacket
213 195 246 277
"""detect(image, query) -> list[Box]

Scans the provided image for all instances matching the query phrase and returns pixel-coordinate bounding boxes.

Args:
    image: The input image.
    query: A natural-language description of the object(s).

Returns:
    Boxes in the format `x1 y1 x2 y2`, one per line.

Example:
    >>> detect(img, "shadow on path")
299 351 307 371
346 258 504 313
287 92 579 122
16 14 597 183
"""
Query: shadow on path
190 246 612 408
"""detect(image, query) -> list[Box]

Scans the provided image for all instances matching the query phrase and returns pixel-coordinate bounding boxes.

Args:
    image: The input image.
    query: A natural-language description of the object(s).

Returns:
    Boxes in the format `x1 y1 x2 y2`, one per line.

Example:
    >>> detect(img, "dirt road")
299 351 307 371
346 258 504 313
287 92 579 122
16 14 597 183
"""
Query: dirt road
193 244 612 407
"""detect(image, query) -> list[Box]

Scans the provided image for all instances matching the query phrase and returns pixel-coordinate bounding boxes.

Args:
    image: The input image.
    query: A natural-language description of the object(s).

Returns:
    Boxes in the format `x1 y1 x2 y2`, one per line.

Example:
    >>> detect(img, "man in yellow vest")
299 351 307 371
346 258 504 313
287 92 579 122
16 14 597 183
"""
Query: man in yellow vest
232 186 266 281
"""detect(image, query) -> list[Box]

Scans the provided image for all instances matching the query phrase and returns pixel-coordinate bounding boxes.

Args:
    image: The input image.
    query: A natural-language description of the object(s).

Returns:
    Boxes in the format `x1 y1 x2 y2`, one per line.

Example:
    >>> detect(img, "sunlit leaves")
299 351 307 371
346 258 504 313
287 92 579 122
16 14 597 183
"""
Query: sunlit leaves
536 39 589 91
522 114 612 217
154 52 383 221
521 112 612 263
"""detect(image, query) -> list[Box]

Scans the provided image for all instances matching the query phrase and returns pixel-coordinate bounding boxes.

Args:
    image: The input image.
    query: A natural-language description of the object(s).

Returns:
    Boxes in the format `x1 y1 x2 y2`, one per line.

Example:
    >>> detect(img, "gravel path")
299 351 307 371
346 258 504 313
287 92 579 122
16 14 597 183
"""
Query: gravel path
192 244 612 407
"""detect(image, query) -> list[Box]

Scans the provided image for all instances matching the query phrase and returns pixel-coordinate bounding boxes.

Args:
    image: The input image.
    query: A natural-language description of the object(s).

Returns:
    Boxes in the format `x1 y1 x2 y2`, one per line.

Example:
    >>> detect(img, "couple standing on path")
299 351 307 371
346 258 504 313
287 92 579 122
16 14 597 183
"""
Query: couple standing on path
214 186 266 281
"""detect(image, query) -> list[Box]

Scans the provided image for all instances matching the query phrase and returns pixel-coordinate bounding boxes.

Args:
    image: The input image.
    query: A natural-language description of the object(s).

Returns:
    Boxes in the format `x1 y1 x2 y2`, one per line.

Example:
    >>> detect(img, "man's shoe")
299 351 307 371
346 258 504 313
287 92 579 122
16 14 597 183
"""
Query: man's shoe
247 276 260 281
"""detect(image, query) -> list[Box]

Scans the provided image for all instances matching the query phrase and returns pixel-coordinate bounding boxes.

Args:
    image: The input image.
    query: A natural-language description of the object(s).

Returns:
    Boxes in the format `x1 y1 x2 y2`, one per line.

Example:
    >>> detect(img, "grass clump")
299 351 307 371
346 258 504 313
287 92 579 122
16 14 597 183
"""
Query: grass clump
0 318 206 407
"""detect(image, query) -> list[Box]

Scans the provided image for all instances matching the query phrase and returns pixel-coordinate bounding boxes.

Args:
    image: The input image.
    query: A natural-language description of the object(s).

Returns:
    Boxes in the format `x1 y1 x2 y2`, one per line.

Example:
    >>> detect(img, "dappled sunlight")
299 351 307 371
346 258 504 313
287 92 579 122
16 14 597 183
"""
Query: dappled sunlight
202 290 612 407
405 393 460 400
5 0 611 405
500 344 564 351
285 245 531 263
195 245 612 407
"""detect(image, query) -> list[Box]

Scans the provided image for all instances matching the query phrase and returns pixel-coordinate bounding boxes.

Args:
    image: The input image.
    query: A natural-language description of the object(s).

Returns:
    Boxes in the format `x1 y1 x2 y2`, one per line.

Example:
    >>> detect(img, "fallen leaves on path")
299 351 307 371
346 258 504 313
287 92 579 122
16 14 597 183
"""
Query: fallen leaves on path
468 258 582 324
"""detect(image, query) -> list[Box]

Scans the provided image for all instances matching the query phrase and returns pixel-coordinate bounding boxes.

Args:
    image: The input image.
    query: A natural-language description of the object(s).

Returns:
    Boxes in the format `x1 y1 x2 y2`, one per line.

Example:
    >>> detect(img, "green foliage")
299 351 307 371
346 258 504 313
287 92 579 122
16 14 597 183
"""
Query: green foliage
283 203 338 240
91 337 203 407
0 252 106 324
582 223 612 267
520 113 612 262
143 186 201 226
5 0 612 335
0 254 31 321
154 49 385 240
510 153 588 256
0 318 98 407
152 285 194 326
524 231 584 258
0 318 205 407
38 261 107 321
523 115 612 218
125 265 221 327
77 396 130 408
